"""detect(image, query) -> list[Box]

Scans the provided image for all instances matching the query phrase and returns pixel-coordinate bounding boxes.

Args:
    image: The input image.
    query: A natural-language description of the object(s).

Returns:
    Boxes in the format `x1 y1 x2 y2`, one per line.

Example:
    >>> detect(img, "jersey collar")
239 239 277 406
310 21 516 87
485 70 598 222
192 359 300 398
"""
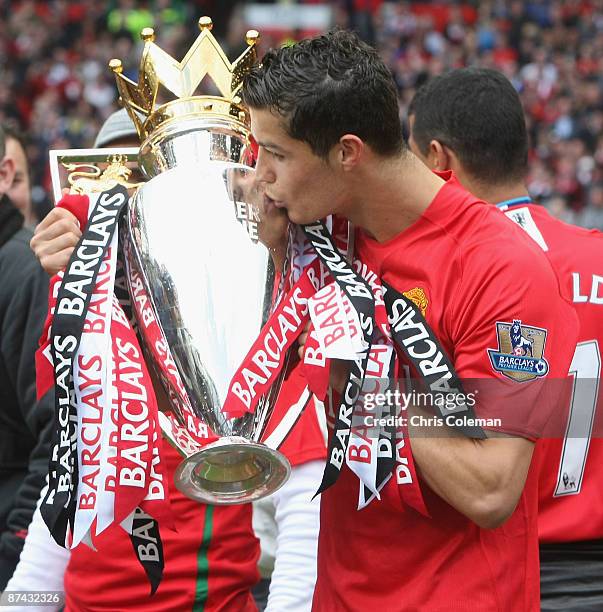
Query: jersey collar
495 196 533 211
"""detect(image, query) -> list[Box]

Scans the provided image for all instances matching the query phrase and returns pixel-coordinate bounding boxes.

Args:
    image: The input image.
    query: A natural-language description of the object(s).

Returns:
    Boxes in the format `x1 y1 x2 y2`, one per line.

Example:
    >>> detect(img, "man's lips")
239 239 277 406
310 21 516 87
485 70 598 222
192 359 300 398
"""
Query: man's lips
265 194 286 209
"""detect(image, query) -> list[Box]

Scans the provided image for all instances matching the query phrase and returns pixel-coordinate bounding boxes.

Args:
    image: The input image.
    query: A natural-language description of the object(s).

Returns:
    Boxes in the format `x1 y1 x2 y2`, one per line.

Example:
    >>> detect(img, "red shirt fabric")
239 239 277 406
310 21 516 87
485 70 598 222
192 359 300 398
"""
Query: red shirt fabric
264 361 327 467
502 203 603 543
312 174 578 611
65 443 259 611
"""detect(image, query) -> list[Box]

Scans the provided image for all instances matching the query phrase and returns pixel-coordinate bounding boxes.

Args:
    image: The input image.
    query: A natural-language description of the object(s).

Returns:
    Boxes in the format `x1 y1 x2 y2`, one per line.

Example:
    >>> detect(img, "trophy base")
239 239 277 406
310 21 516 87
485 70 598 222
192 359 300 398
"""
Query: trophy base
174 436 291 505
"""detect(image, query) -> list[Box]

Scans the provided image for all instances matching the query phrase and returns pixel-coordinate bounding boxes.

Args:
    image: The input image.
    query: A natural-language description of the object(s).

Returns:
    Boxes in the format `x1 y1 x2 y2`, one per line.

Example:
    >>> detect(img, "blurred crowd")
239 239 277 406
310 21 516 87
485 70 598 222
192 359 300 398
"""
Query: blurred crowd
1 0 603 230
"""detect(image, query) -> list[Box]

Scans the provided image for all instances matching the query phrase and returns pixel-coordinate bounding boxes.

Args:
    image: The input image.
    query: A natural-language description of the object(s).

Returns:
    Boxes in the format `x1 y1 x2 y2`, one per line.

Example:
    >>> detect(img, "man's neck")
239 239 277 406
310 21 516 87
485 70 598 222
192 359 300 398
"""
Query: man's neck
346 152 445 243
459 175 529 207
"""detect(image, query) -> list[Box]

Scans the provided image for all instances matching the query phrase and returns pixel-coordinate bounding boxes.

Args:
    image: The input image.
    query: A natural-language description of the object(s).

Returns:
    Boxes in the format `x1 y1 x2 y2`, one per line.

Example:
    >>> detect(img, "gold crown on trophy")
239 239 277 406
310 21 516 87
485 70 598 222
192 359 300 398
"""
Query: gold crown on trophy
109 16 260 141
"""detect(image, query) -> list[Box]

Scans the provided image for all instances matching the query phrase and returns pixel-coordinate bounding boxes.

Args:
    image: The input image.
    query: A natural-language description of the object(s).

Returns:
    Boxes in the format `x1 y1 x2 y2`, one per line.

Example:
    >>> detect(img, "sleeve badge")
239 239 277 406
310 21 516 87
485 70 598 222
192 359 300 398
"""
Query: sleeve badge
487 319 549 382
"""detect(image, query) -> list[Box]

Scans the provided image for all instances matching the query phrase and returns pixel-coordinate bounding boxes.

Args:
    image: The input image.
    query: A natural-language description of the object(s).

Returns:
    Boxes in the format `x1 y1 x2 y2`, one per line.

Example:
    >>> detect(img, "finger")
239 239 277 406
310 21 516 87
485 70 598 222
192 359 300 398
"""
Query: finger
34 207 80 235
34 231 82 258
32 216 81 248
40 247 76 276
31 233 80 268
297 323 312 361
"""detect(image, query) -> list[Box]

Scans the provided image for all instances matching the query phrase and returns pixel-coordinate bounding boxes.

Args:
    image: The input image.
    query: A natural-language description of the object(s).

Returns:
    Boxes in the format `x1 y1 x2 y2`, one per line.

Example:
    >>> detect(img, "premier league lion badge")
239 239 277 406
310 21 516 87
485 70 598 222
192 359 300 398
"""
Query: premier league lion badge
487 319 549 382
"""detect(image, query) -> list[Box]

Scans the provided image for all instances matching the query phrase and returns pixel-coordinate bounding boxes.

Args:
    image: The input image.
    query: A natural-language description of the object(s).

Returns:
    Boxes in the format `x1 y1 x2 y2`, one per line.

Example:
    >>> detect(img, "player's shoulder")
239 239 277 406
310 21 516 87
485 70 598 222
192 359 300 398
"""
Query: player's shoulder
461 203 555 281
426 181 546 267
420 188 558 298
520 205 603 274
526 204 603 242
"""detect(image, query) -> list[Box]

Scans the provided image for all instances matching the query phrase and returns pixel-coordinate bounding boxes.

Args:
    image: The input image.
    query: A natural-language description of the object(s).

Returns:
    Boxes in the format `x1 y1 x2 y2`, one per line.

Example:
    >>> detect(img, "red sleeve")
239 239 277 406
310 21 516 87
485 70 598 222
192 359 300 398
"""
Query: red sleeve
446 238 578 439
56 193 90 229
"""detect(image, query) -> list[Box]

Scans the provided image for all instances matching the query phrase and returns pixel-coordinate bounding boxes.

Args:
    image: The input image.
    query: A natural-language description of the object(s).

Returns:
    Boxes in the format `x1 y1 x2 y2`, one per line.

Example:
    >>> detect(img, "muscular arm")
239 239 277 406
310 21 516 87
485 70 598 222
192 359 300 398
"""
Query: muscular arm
408 408 534 529
378 241 567 530
320 364 534 529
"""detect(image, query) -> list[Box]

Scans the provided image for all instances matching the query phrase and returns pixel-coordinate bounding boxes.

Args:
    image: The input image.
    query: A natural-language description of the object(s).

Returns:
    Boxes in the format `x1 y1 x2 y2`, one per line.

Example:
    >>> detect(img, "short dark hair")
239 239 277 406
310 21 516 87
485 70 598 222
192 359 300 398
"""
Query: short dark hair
0 125 5 160
242 29 404 158
408 68 528 184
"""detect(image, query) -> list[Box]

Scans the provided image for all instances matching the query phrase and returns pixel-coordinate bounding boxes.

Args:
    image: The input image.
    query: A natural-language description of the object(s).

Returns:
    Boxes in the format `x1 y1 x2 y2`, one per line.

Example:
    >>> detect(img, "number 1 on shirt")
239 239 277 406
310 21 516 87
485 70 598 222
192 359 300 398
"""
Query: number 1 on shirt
554 340 601 497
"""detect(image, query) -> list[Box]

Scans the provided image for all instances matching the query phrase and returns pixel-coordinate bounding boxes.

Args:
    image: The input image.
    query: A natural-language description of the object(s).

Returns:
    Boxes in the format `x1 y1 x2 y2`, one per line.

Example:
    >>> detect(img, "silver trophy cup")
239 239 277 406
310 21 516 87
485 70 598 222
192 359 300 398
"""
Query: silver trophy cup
122 115 291 504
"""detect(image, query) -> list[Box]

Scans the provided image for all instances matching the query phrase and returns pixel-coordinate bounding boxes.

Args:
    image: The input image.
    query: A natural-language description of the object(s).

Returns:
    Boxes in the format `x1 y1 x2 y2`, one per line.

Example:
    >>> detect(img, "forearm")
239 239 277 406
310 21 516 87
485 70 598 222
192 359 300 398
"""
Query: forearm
408 409 534 528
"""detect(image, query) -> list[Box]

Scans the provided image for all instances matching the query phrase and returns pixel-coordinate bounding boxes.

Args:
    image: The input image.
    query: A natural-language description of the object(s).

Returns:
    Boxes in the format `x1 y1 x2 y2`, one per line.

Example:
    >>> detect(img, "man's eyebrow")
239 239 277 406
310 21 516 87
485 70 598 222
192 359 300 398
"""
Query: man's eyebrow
256 141 286 153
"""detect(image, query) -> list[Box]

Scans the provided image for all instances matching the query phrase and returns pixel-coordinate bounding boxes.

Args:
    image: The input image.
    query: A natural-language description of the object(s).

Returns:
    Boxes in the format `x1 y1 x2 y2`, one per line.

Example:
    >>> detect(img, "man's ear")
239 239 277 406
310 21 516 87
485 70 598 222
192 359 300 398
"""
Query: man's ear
0 157 15 194
335 134 364 171
427 139 451 172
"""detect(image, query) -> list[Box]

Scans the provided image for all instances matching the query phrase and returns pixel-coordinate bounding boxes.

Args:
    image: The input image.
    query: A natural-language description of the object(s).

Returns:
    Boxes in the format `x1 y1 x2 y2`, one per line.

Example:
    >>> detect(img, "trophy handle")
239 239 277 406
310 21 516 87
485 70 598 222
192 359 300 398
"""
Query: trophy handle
49 147 142 203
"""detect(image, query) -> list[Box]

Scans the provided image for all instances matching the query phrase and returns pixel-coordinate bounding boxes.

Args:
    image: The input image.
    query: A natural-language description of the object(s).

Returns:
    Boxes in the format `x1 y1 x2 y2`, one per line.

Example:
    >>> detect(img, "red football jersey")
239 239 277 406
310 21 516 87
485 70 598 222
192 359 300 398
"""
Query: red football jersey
502 203 603 543
312 174 578 611
64 443 260 611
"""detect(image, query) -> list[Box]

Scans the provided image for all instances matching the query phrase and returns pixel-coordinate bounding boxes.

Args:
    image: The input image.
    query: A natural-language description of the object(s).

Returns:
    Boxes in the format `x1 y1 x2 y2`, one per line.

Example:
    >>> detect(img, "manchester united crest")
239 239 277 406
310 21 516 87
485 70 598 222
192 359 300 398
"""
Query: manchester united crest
402 287 428 317
487 319 549 382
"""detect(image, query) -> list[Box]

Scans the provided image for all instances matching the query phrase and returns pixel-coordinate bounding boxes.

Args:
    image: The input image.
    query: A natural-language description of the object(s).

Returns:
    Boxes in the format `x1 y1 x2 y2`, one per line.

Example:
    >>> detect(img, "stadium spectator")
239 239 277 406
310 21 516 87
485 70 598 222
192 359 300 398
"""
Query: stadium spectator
580 181 603 229
0 124 54 590
1 125 35 227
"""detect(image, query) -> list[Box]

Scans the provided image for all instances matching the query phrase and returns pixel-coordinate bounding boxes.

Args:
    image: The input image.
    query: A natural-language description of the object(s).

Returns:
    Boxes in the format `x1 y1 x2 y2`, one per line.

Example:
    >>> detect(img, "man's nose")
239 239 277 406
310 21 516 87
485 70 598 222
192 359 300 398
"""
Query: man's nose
255 149 275 184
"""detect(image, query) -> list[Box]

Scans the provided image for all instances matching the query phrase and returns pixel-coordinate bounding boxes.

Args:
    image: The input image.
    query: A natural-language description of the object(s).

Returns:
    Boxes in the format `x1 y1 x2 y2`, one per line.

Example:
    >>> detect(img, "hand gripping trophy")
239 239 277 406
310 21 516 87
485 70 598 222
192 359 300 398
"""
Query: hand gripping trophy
48 17 296 510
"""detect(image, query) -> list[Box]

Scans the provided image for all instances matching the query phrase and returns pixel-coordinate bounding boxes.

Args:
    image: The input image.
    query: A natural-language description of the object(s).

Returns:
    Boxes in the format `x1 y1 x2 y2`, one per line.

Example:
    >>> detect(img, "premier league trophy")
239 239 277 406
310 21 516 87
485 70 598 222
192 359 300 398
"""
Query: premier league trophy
118 18 293 505
51 18 294 505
